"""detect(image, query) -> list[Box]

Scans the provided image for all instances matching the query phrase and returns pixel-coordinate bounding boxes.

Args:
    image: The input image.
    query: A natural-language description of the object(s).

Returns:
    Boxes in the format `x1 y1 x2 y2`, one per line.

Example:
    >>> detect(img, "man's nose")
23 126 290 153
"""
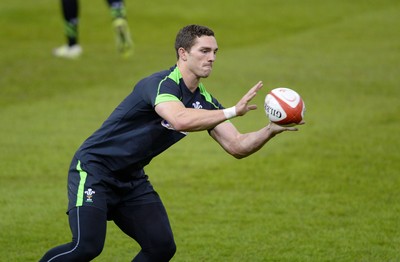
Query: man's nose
208 53 216 61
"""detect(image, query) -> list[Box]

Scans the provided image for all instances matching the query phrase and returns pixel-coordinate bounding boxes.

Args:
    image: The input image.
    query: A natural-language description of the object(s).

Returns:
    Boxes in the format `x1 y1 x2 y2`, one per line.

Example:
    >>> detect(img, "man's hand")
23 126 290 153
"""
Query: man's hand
266 121 305 137
235 81 263 116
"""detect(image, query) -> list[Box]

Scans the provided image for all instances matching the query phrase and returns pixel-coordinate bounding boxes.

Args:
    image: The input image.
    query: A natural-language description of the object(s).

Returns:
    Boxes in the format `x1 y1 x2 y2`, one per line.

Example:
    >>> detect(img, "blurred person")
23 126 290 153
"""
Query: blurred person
53 0 133 59
40 24 303 261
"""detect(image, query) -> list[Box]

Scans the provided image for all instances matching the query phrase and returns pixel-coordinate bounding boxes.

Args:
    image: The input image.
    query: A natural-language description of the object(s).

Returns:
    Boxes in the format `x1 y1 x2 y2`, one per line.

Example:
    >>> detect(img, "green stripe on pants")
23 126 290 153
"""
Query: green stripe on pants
75 160 87 207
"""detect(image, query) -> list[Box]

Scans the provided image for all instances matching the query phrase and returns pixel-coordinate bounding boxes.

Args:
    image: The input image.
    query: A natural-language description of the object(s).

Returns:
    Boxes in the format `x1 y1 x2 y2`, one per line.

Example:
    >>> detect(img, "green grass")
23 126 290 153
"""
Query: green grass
1 0 400 261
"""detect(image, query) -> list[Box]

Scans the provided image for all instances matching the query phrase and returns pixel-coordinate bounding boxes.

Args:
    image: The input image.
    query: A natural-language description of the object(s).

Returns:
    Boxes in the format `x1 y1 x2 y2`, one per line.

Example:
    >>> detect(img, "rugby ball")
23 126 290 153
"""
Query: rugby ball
264 87 305 126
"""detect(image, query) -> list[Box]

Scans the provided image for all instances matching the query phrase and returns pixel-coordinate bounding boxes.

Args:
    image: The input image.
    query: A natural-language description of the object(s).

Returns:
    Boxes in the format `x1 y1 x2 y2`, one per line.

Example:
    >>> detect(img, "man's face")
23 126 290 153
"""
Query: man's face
185 36 218 78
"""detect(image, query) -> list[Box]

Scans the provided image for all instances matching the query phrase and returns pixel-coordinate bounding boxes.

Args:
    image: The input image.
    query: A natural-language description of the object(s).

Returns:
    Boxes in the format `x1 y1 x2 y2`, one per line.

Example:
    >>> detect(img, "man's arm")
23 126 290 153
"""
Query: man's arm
155 80 301 157
155 81 264 132
155 101 226 132
209 121 299 159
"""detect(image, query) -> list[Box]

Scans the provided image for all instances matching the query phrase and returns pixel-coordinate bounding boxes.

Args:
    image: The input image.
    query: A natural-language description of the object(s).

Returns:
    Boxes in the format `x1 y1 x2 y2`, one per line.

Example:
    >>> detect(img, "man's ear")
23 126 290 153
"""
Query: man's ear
178 47 187 61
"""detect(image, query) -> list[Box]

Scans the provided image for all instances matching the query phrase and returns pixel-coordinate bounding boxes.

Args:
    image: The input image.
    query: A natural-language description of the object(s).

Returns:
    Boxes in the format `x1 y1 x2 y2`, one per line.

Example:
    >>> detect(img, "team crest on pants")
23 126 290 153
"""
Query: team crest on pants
84 188 95 203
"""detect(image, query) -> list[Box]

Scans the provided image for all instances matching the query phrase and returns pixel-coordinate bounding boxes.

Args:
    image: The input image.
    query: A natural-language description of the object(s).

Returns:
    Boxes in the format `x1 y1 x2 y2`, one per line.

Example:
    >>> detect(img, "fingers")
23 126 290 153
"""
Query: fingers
235 81 266 116
246 82 264 109
244 81 263 103
247 105 258 111
247 81 263 96
284 126 299 131
267 122 299 133
252 81 263 91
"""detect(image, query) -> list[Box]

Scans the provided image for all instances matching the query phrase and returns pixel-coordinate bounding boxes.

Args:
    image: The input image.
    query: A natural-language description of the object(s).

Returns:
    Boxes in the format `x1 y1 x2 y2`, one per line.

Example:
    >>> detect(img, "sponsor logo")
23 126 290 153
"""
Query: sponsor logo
265 104 282 118
159 102 202 135
161 120 188 135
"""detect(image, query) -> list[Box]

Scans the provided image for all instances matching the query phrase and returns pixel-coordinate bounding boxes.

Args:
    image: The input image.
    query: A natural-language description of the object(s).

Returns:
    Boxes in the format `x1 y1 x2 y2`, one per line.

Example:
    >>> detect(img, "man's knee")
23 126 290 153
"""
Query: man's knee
68 206 107 260
73 239 104 260
160 239 176 260
138 238 176 261
153 235 176 260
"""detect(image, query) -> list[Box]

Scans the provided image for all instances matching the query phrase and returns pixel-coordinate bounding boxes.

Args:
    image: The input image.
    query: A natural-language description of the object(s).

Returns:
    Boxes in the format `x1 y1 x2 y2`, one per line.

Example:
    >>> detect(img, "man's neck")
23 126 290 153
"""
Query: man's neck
176 63 200 93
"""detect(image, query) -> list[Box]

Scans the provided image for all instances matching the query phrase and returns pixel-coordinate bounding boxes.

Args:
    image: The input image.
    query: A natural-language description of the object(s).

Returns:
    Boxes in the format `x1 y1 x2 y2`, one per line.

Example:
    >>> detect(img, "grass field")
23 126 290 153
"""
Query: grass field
1 0 400 261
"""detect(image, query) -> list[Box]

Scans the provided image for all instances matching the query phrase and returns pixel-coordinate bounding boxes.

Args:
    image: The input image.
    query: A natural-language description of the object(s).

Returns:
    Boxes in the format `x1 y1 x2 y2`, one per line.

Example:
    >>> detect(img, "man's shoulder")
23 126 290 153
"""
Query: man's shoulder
135 66 177 87
147 65 177 79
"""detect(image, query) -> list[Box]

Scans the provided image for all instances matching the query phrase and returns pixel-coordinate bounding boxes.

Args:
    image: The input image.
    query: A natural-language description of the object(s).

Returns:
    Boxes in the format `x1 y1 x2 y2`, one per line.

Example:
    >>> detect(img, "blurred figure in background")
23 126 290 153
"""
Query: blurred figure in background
53 0 133 59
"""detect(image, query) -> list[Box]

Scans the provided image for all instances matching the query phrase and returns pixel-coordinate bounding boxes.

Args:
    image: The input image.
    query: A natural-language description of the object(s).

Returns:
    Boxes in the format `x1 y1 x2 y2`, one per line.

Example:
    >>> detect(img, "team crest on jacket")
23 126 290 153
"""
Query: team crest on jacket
192 101 202 109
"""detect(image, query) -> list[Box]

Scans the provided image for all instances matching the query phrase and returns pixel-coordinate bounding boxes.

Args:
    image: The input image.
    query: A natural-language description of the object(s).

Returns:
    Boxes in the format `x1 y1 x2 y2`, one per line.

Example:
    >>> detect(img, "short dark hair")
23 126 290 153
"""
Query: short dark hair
174 25 215 59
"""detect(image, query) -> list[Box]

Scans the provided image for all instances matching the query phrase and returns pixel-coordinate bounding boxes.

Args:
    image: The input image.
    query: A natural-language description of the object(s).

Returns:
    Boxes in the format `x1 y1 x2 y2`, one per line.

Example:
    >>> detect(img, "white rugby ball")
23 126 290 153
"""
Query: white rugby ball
264 87 305 126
